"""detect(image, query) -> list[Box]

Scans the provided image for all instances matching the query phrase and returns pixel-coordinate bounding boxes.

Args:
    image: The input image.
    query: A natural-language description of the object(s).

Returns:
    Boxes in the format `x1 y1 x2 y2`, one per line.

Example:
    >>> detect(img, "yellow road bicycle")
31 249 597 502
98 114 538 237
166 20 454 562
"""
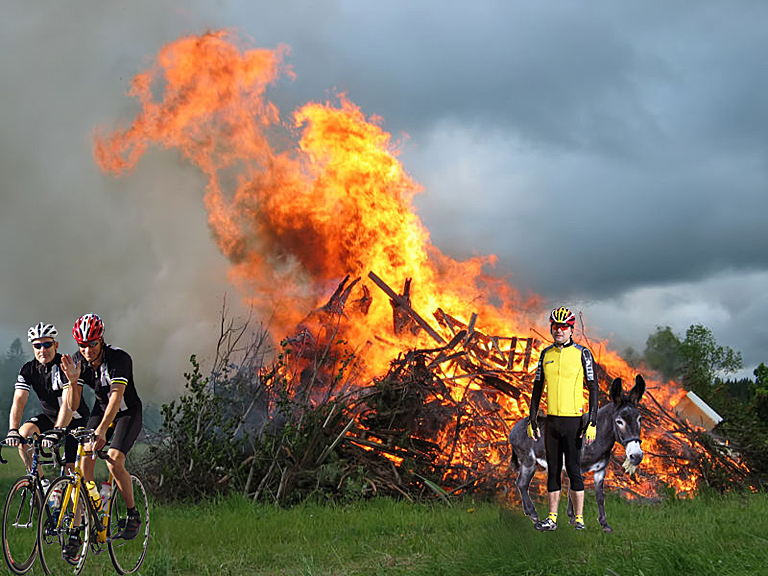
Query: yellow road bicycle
37 428 150 575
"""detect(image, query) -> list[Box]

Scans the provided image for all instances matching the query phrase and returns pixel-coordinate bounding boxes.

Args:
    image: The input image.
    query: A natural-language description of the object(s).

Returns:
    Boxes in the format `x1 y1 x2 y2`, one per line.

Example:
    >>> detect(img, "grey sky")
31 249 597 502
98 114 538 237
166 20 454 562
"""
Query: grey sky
2 1 766 399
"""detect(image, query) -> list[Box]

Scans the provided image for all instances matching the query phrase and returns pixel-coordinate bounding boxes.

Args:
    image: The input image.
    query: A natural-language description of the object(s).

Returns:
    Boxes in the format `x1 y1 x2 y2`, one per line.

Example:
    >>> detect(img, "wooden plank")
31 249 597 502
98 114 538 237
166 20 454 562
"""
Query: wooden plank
368 271 445 344
507 337 518 369
523 338 533 371
427 350 468 370
466 313 477 336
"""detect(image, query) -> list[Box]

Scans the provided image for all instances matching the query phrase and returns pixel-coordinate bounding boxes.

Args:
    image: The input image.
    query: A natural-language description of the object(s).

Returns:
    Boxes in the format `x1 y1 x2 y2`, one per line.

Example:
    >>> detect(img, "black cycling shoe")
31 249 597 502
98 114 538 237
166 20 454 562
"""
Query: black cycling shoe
63 534 83 561
534 517 558 532
118 513 142 540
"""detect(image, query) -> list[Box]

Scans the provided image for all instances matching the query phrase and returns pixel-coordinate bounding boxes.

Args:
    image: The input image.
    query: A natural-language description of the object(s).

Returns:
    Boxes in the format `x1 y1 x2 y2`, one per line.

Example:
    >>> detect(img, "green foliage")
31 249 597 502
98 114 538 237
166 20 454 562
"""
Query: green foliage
680 324 742 397
750 362 768 411
643 326 683 380
715 376 752 404
144 354 248 501
641 326 768 489
642 324 742 398
704 361 768 489
142 321 380 505
238 342 379 506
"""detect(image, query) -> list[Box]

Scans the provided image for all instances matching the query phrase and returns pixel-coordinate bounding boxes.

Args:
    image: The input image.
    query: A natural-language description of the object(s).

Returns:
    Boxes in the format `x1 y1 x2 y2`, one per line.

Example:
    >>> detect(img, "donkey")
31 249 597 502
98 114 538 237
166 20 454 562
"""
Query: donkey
508 374 645 533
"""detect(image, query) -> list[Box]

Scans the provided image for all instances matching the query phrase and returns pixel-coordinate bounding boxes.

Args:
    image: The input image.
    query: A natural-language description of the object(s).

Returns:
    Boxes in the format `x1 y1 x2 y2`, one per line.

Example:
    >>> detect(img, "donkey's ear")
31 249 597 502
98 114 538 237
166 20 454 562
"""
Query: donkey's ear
629 375 646 405
610 378 622 405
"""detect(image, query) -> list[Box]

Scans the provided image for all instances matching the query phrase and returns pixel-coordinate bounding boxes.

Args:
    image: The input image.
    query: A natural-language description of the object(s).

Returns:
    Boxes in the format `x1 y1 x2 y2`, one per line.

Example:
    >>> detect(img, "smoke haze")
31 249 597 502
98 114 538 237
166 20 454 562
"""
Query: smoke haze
2 1 767 403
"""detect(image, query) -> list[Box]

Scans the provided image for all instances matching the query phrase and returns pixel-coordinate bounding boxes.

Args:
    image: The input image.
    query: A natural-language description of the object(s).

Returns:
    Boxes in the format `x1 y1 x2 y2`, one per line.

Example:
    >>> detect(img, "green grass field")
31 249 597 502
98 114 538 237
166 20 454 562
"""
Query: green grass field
1 456 766 575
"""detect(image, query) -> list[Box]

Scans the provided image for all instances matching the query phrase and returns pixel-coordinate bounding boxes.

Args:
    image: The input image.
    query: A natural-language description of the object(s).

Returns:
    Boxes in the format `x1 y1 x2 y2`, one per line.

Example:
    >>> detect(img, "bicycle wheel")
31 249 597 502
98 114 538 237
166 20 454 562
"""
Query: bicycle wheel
2 476 41 575
107 474 149 575
38 476 90 575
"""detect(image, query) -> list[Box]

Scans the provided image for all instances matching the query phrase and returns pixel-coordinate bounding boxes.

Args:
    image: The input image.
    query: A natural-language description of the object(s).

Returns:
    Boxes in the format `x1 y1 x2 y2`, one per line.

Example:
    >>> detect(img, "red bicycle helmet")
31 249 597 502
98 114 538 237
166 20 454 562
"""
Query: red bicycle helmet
72 314 104 343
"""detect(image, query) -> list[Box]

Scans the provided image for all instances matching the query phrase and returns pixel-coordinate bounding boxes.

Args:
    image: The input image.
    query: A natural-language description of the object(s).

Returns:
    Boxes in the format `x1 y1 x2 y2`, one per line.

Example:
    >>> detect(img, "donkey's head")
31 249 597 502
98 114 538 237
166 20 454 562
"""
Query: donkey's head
608 374 646 475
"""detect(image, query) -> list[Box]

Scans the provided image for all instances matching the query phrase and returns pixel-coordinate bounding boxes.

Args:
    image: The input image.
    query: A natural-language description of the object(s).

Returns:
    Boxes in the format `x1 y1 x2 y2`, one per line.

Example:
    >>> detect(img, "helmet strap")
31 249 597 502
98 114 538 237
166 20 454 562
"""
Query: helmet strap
88 340 106 368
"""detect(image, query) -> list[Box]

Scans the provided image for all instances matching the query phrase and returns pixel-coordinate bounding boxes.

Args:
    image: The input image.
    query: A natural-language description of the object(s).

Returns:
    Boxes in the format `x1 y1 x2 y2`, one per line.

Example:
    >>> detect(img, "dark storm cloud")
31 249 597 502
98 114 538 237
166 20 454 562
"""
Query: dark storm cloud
2 0 766 391
230 0 768 302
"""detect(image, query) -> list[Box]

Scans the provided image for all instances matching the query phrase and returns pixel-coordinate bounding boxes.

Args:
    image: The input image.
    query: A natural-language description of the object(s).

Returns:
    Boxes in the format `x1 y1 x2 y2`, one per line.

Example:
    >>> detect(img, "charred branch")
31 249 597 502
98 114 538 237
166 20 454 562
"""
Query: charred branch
367 271 445 344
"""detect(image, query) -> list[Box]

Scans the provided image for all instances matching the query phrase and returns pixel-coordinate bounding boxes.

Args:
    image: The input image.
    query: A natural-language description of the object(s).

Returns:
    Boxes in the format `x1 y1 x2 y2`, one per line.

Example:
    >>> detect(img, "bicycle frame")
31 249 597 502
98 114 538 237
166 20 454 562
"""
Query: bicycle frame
53 436 114 548
38 426 149 575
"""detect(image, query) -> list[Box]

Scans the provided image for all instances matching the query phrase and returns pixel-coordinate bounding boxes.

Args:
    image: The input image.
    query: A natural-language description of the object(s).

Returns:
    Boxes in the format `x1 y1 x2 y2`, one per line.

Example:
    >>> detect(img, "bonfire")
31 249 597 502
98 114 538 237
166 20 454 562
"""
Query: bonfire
94 31 746 502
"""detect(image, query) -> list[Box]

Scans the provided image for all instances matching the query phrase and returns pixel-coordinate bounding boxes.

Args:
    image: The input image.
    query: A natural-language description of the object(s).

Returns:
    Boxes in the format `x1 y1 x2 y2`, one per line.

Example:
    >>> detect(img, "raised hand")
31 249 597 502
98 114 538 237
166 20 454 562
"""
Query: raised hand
61 354 81 384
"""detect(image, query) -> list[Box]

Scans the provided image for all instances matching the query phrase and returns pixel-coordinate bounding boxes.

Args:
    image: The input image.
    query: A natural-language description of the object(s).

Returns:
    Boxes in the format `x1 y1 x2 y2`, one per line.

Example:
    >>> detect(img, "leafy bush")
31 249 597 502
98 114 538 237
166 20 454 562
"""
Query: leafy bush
142 354 249 500
139 308 376 504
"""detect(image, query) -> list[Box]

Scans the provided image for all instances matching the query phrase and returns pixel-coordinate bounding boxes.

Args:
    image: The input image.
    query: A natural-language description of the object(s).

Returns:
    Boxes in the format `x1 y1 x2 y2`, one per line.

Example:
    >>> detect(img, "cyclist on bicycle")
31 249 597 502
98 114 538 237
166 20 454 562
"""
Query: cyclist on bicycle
61 314 143 542
5 322 90 480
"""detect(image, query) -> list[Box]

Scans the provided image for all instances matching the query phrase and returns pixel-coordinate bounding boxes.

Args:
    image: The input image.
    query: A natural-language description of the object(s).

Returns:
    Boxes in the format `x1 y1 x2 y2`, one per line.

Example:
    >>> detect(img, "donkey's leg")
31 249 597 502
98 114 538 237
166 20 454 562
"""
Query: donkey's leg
565 474 576 526
515 462 541 523
566 489 575 524
593 468 612 533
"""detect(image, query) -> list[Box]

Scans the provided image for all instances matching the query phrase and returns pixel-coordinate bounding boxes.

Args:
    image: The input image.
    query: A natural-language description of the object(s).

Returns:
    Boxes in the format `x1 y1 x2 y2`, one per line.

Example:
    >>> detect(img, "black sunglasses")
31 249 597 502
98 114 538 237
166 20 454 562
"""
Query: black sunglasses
77 340 100 349
32 341 56 350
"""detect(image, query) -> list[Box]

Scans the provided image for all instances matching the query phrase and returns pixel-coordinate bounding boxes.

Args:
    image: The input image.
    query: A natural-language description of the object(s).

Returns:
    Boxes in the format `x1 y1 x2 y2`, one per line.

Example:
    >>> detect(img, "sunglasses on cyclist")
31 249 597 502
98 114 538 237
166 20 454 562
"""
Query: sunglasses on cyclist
551 323 573 332
32 341 56 349
77 340 100 349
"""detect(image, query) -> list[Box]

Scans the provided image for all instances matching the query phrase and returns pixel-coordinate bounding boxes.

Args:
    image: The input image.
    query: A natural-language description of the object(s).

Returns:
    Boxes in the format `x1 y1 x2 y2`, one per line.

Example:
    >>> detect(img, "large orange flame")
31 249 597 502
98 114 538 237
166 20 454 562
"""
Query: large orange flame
95 31 716 498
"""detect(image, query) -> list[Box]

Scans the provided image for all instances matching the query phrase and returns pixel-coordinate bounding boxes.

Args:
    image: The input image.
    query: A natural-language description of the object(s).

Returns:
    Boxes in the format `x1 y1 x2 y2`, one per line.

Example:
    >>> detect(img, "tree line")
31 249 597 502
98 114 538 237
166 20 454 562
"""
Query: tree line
623 324 767 488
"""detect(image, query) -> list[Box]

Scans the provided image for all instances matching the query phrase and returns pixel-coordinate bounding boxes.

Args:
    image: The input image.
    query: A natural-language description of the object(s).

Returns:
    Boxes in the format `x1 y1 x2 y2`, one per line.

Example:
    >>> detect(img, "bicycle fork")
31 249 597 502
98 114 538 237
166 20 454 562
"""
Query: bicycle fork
12 483 36 529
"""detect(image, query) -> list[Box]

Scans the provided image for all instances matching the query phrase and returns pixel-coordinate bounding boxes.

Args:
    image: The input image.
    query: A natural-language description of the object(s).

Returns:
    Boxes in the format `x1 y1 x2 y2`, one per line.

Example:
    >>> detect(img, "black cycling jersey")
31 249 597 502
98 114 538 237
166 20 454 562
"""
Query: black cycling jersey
15 354 89 421
73 344 141 412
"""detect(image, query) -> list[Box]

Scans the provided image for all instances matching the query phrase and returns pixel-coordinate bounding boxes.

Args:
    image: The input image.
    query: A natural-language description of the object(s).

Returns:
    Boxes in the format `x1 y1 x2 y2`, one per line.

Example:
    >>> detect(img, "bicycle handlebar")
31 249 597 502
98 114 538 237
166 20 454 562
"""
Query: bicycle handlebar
0 428 112 467
66 427 112 460
0 434 60 467
0 438 25 464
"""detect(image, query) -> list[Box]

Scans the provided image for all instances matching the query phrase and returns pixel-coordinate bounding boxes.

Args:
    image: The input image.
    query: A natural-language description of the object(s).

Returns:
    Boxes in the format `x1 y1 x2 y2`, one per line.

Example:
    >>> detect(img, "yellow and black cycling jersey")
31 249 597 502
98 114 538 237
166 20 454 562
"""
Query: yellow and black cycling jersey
529 340 598 423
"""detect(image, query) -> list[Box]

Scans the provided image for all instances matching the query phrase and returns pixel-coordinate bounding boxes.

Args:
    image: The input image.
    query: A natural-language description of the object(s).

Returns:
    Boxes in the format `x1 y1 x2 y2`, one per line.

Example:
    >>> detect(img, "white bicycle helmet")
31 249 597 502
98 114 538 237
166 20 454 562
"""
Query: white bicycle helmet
28 322 58 342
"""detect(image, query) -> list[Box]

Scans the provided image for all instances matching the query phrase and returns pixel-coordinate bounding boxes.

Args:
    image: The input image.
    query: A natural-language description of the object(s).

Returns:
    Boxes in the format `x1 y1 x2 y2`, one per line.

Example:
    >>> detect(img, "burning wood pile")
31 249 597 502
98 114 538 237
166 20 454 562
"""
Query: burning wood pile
91 33 750 502
267 272 749 504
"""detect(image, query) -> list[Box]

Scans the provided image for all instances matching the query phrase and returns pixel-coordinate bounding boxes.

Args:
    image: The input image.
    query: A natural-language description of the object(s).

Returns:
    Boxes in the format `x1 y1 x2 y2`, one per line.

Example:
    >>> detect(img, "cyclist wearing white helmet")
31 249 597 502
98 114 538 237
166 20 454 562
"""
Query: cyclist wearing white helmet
5 322 90 477
61 313 143 541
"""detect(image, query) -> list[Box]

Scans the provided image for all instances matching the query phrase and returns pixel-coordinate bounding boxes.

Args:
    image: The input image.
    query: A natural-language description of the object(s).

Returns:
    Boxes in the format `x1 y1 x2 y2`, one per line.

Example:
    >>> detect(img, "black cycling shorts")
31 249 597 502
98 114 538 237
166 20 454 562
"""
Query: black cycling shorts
24 413 89 464
544 415 585 492
87 402 143 455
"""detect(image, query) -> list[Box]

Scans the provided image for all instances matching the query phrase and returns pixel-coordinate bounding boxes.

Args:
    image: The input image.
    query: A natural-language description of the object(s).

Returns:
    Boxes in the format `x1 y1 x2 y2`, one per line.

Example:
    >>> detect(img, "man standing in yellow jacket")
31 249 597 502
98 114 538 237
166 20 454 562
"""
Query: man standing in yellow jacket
527 307 598 531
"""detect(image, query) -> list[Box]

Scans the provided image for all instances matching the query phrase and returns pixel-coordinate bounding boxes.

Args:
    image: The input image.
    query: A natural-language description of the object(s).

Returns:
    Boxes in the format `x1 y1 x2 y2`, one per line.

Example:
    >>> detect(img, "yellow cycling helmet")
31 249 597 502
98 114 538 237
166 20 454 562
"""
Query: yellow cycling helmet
549 307 576 326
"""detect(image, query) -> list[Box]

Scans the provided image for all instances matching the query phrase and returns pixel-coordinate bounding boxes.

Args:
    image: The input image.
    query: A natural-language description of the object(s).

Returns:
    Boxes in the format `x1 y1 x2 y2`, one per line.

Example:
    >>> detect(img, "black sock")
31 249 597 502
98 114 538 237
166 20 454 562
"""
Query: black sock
127 507 139 517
